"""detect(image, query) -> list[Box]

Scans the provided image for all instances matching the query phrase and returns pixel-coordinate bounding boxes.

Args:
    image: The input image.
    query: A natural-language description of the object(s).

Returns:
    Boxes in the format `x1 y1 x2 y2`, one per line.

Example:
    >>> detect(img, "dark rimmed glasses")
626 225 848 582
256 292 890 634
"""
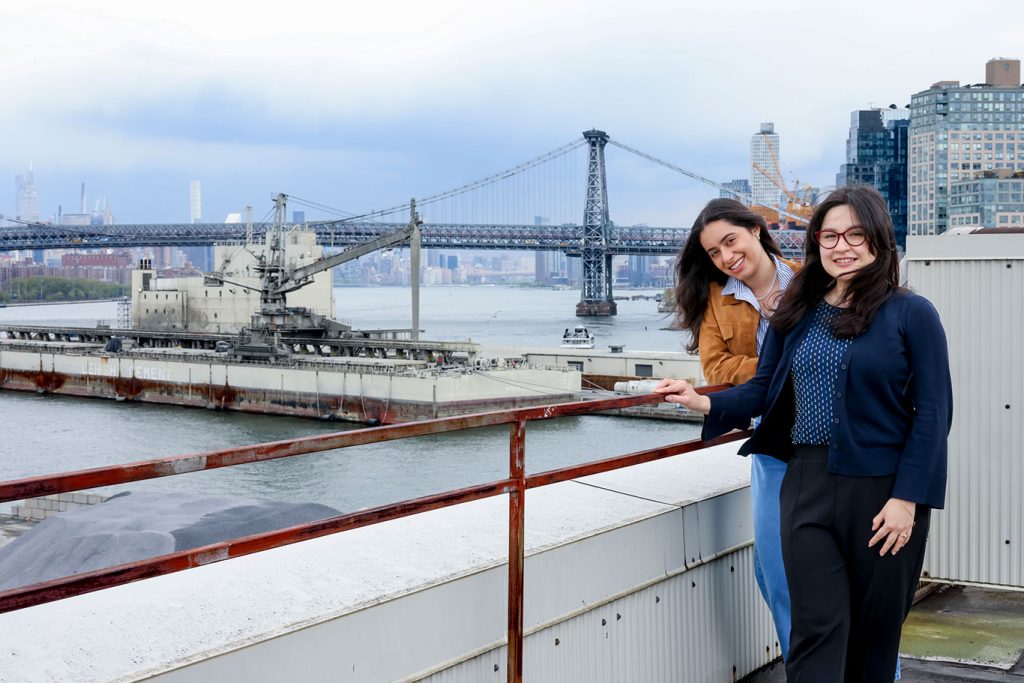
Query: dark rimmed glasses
815 226 867 249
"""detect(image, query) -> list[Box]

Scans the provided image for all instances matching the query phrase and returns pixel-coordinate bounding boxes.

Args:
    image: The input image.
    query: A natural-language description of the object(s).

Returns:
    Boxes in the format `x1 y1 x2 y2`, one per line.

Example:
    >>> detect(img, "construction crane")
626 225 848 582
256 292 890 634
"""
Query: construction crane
751 139 815 227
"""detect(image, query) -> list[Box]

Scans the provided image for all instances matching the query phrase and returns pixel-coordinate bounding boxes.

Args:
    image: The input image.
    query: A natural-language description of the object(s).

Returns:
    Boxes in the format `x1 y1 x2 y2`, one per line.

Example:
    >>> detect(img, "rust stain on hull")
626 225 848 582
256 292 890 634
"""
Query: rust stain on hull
0 369 577 425
31 370 66 393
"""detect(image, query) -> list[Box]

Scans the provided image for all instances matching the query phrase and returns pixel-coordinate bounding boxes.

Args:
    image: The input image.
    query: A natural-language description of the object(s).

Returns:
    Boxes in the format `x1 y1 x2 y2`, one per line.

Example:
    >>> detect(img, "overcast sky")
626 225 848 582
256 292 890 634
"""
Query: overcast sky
2 0 1020 226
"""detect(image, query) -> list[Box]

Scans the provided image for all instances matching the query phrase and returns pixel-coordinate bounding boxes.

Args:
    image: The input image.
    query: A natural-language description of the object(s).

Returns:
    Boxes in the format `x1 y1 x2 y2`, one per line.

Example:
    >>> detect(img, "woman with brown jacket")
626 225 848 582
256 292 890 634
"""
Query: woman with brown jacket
671 198 798 659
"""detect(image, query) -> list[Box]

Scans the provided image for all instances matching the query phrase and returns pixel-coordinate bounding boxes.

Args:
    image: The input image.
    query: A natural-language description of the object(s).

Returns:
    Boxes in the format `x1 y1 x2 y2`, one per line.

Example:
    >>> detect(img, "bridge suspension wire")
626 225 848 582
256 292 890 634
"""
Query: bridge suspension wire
320 137 588 226
606 137 807 224
288 196 364 221
606 138 748 202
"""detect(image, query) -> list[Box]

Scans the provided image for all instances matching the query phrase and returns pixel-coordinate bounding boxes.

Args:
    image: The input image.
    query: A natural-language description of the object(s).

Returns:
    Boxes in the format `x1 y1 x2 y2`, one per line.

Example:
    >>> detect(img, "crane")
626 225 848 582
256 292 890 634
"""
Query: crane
213 194 423 361
752 139 814 226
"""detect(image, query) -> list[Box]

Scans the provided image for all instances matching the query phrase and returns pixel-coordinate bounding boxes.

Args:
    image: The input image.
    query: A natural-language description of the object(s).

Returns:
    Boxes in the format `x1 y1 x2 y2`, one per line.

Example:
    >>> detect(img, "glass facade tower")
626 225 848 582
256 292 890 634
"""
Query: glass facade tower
837 108 910 247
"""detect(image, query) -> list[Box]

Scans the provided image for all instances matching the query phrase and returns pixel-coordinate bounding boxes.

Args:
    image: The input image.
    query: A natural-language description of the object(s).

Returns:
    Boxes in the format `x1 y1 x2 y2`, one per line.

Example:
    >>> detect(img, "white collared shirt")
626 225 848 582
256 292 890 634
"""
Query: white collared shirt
720 255 795 354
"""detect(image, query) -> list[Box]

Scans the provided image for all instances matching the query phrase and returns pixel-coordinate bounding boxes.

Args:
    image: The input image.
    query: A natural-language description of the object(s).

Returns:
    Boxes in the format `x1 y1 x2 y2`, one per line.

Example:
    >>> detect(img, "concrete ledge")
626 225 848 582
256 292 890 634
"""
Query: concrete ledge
10 493 109 522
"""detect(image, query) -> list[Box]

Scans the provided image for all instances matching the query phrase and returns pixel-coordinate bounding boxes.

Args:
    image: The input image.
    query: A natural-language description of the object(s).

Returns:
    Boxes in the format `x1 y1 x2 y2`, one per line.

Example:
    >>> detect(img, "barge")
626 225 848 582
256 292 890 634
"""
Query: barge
0 339 579 424
0 196 581 423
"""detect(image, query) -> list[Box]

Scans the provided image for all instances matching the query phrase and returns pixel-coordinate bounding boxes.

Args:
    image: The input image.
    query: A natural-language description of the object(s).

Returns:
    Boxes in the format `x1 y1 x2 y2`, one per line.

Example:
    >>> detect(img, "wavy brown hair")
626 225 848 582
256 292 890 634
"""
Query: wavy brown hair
673 199 781 354
771 186 901 338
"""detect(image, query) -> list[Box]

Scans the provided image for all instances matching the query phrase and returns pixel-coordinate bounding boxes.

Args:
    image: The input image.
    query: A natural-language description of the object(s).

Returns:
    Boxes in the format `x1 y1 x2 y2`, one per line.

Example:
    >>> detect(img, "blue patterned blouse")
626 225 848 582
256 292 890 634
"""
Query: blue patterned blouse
790 301 852 445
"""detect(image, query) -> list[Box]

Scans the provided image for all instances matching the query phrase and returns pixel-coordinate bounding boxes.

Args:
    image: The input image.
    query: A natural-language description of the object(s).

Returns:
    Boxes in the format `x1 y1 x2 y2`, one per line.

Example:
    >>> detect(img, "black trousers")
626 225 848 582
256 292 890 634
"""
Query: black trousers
780 445 930 682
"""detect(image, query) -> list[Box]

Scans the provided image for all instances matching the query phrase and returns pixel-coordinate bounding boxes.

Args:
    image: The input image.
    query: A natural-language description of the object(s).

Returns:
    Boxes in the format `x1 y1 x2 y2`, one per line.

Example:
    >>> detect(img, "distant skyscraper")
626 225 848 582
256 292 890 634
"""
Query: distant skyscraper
909 58 1024 235
535 251 550 283
292 210 306 225
190 180 202 224
837 107 910 247
627 254 653 286
751 123 783 211
15 164 38 222
720 179 751 204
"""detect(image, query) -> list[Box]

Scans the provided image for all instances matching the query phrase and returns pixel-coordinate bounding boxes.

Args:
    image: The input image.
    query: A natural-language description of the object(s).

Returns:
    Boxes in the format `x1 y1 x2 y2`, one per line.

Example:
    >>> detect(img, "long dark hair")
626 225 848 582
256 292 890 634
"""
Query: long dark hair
771 186 901 338
673 199 781 353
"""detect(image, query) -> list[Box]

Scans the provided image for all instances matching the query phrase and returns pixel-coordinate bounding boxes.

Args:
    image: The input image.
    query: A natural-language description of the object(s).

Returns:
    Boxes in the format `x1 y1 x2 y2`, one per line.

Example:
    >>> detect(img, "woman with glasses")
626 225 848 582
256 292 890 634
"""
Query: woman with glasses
656 186 952 681
671 198 798 661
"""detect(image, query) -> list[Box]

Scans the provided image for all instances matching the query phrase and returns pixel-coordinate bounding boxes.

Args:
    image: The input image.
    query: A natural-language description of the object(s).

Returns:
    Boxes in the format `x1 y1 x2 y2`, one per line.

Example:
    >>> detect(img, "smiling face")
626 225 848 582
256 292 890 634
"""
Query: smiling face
818 205 877 283
699 220 771 283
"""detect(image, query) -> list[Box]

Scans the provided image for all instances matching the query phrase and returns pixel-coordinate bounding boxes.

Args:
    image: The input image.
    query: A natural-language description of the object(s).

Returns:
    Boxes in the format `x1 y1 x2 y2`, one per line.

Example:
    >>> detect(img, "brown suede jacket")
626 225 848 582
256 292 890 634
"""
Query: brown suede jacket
698 258 800 386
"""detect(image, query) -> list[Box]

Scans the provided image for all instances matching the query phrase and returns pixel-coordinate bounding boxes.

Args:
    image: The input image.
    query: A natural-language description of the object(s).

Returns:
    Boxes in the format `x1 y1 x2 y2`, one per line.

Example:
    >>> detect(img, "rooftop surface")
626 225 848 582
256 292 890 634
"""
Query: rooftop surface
744 585 1024 682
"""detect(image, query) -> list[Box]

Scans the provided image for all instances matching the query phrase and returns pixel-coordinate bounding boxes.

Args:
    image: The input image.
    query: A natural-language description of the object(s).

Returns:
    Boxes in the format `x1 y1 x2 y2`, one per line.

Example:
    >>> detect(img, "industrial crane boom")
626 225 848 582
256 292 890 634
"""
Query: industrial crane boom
271 223 417 296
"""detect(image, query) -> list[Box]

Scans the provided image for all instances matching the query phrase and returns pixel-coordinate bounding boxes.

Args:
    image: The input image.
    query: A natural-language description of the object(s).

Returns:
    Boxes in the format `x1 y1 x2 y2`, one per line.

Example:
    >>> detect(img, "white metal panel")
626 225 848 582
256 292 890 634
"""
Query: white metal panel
421 546 776 683
907 235 1024 587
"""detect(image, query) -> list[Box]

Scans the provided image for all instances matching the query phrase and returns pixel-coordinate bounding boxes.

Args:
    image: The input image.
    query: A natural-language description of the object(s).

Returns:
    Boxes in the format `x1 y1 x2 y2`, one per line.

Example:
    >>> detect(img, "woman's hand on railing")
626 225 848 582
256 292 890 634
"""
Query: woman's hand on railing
652 378 711 415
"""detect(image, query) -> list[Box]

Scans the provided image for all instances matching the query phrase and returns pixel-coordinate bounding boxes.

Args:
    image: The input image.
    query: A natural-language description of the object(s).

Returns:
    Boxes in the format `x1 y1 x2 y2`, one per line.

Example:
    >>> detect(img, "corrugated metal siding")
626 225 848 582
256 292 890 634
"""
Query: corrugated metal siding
421 545 776 683
909 255 1024 587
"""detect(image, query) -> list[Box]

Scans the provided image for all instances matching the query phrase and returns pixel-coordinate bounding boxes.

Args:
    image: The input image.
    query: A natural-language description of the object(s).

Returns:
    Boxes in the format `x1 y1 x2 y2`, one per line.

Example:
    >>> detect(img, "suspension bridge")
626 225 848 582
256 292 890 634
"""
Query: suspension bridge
1 130 806 316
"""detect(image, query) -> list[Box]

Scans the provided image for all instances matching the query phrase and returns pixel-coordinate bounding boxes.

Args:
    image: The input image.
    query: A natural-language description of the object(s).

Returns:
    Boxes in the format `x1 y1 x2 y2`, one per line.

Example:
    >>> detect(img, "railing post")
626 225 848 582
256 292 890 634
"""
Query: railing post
507 418 526 683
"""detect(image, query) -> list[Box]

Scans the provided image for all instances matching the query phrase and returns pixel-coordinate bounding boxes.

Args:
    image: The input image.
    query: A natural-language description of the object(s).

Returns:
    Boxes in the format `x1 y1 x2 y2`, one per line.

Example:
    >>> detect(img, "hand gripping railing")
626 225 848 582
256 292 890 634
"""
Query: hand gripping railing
0 388 747 683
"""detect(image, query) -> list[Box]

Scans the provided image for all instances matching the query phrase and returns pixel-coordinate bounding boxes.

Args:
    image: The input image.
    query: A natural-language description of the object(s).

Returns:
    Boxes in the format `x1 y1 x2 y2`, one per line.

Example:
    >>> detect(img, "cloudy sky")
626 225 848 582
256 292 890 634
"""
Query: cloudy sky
2 0 1020 226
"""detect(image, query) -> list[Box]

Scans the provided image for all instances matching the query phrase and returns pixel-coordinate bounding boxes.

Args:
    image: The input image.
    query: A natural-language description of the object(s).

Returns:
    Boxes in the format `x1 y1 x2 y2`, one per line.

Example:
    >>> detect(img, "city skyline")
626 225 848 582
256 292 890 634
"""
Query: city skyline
2 1 1018 228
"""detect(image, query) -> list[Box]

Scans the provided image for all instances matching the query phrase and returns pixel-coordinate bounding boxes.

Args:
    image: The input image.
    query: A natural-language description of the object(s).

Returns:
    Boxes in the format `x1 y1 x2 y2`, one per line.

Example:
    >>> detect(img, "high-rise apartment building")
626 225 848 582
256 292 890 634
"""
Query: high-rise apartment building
751 123 782 211
949 169 1024 228
837 107 910 246
190 180 202 224
14 164 38 222
908 58 1024 235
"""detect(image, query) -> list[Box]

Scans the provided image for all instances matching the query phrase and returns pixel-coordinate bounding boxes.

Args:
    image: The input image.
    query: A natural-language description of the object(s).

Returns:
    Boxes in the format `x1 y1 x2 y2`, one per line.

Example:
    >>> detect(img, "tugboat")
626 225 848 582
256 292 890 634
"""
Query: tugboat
560 325 596 349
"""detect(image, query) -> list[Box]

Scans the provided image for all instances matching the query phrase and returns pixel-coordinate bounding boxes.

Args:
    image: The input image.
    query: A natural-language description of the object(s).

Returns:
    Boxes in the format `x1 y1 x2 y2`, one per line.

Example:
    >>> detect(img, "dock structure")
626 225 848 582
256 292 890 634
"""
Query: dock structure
0 324 478 361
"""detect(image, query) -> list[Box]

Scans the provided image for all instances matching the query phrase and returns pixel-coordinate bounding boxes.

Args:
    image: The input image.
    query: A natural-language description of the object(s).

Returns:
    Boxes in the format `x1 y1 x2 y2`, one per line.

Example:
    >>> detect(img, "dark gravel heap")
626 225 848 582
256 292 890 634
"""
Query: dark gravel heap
0 490 341 591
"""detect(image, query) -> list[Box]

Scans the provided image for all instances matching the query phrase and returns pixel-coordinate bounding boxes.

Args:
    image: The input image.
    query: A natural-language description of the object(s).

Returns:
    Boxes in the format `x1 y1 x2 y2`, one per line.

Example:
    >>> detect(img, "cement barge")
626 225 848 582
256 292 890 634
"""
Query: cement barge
0 196 580 423
0 339 580 424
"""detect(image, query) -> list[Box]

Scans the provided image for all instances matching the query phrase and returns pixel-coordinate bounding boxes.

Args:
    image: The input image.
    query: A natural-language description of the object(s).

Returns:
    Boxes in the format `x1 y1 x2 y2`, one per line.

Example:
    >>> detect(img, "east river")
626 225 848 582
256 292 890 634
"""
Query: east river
0 286 701 513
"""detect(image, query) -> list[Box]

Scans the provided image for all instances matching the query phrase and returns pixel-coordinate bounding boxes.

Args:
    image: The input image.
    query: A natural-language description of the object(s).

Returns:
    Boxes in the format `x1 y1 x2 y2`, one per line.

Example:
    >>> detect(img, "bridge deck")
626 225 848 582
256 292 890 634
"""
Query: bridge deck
0 222 806 258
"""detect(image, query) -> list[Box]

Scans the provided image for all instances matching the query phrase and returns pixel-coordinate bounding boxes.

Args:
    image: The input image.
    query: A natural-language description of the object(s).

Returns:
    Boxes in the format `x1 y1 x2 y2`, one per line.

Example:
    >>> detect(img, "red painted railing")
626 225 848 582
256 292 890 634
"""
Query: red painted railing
0 388 747 683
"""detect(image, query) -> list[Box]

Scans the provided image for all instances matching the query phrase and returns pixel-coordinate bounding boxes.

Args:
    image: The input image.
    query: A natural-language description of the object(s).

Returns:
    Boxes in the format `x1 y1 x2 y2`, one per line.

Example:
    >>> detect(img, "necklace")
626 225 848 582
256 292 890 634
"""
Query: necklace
754 268 779 303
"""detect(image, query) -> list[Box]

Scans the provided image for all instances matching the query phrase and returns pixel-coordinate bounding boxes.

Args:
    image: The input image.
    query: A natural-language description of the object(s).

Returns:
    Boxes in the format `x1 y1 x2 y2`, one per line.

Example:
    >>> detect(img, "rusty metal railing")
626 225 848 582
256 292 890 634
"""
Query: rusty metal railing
0 388 747 683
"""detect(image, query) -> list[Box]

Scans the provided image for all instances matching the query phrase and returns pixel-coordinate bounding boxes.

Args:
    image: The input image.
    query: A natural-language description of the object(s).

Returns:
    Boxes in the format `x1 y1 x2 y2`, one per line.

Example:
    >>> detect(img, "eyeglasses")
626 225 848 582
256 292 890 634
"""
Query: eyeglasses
815 226 867 248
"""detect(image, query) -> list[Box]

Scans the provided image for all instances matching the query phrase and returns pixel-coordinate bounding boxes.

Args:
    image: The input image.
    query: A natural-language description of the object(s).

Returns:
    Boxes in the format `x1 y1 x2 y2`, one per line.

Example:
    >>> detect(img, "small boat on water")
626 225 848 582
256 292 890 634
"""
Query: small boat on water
560 326 595 349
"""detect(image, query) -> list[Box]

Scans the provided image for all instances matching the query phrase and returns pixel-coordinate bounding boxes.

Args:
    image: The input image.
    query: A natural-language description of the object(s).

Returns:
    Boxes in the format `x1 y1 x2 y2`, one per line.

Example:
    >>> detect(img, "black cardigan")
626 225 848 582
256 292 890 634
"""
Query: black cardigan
702 290 953 509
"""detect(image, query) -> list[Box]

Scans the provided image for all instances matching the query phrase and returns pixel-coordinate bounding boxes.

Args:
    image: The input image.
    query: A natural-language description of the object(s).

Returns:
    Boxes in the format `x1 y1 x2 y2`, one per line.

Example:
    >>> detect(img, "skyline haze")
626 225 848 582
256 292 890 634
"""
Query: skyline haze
2 0 1020 227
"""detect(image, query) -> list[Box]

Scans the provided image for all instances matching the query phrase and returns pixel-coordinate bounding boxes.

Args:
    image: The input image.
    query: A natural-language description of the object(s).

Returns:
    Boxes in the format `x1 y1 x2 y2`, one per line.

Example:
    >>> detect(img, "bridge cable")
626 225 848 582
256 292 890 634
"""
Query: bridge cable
288 196 364 220
606 138 807 224
317 137 587 226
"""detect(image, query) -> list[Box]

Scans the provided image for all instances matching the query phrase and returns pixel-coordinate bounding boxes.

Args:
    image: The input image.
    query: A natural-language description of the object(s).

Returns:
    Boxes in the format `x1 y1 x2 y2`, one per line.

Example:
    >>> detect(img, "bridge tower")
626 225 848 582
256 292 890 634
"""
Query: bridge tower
576 129 617 316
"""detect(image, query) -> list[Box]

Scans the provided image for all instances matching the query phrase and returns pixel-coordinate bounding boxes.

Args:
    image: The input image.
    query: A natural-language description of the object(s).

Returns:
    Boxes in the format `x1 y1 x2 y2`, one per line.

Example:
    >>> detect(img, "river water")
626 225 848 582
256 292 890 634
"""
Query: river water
0 286 700 513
